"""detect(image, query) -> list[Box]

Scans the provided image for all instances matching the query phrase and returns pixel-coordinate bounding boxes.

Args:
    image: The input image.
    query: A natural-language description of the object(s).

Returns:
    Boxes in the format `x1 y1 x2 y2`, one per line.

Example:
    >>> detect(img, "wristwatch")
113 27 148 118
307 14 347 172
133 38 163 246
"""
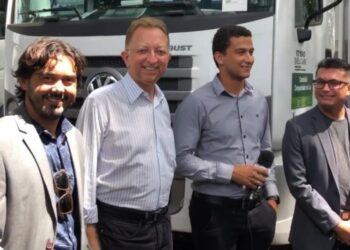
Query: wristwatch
267 196 280 204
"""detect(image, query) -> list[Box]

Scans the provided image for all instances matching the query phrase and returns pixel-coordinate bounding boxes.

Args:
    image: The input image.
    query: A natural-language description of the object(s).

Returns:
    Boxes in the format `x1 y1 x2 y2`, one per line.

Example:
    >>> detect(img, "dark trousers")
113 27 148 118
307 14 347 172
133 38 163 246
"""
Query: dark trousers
334 242 350 250
97 201 173 250
189 192 276 250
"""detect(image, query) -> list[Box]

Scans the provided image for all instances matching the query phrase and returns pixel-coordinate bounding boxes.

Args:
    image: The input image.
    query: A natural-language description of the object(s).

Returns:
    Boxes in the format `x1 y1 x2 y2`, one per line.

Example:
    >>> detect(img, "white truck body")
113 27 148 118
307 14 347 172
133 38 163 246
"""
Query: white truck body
0 0 349 245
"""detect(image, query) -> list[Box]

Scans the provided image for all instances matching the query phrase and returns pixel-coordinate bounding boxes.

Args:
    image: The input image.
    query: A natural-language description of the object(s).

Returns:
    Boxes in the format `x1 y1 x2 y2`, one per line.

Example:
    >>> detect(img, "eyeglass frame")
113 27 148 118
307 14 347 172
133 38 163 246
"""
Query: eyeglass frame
312 78 350 90
53 169 73 218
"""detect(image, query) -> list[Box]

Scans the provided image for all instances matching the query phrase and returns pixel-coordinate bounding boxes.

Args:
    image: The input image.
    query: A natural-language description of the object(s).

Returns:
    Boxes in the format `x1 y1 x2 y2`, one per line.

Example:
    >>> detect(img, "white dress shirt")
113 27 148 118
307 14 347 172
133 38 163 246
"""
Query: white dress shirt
76 73 176 224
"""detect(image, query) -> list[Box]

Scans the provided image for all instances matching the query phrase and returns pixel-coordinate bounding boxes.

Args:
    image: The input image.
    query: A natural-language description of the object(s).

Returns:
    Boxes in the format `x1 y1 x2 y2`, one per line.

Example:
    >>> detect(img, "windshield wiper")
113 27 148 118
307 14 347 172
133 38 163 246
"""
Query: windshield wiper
145 0 203 16
20 6 82 21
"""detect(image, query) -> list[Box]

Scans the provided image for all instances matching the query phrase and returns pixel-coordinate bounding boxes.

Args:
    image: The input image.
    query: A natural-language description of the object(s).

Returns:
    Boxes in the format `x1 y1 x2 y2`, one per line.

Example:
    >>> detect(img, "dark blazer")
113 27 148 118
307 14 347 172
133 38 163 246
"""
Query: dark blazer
0 107 87 250
282 106 349 250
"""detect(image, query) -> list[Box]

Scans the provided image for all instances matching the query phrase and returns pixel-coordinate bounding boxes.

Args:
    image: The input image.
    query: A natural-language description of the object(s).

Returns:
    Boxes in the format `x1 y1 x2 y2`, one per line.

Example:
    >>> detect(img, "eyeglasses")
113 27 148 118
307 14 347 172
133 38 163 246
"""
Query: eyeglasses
53 169 73 218
313 79 349 90
127 47 169 57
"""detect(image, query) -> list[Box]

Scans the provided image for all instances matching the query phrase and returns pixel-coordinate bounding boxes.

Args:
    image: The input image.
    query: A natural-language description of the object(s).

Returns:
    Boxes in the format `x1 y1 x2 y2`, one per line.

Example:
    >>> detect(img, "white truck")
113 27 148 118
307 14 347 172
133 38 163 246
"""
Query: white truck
1 0 349 245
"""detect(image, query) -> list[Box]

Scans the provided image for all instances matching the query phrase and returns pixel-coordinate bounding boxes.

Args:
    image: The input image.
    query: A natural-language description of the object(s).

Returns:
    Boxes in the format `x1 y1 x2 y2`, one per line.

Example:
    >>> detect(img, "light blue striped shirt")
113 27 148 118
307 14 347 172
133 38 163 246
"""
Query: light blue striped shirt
76 73 176 224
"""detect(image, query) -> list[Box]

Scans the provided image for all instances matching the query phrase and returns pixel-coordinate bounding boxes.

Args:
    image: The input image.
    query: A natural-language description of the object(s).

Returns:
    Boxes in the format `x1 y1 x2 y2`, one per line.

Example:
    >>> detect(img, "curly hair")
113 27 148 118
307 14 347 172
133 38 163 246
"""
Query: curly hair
13 37 87 102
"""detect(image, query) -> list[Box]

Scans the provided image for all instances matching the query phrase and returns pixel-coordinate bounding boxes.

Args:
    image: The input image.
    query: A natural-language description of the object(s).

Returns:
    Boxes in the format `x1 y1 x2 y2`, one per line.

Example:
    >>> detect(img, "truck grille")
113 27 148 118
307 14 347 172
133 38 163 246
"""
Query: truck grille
66 55 193 123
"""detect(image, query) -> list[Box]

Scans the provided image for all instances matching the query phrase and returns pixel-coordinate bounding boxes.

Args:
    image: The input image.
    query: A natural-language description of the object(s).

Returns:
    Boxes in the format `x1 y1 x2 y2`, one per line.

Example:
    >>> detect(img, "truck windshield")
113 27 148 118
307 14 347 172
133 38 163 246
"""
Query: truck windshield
16 0 274 23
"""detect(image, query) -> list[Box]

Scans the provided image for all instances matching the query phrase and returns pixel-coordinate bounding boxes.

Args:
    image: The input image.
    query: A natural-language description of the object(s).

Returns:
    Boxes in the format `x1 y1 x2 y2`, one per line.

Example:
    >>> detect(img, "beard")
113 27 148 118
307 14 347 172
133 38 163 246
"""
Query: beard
41 105 65 120
28 93 75 120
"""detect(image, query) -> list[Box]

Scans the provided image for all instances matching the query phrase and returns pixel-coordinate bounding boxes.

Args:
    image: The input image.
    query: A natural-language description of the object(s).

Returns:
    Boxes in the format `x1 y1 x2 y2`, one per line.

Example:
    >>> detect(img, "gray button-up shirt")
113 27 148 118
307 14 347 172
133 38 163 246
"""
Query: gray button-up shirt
173 76 278 199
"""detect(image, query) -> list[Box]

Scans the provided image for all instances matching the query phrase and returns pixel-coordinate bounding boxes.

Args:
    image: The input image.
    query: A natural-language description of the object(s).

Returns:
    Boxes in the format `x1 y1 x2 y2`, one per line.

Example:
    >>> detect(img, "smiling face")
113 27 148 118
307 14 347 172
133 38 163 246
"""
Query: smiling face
20 54 78 123
215 36 254 81
315 68 350 119
315 68 350 116
121 27 171 93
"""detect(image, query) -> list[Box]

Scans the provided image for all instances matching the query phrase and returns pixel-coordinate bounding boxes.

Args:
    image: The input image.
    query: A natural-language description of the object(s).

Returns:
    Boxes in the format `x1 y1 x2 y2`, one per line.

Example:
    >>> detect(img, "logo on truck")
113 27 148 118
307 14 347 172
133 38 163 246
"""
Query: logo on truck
170 45 192 51
85 69 123 94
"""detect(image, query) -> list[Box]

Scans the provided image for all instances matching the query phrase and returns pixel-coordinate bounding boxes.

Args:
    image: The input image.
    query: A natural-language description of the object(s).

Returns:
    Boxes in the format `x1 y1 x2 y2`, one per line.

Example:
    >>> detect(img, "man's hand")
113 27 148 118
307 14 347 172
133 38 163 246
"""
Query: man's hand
334 220 350 245
86 224 101 250
231 164 269 189
266 198 278 213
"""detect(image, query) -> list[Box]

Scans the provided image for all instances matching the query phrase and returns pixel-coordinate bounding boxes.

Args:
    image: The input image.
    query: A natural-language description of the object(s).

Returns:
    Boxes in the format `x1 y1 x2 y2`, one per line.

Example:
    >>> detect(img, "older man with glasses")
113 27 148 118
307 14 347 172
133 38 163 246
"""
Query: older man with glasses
283 58 350 250
0 37 87 250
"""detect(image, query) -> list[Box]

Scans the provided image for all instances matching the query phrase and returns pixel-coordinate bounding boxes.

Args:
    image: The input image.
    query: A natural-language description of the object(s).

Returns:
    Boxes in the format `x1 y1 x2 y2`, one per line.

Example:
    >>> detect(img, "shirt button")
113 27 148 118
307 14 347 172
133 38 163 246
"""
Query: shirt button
243 135 246 139
246 155 249 159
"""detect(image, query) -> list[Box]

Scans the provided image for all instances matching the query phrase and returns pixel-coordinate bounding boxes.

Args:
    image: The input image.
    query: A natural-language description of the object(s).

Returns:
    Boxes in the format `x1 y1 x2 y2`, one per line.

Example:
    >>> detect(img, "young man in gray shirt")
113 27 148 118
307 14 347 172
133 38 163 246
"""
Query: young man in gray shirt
173 25 279 250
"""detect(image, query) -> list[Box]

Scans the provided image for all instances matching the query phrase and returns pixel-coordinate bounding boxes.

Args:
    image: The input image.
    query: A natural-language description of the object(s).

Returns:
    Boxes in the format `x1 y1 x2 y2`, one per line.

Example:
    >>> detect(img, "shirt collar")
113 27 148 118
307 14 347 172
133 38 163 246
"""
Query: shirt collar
122 72 165 104
32 115 73 139
212 75 254 97
18 103 73 138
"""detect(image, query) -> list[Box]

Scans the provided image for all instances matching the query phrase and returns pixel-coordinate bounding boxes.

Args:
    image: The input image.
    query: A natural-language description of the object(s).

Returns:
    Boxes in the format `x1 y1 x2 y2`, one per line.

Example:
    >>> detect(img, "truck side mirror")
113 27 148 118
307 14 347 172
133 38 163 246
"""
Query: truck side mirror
297 0 343 43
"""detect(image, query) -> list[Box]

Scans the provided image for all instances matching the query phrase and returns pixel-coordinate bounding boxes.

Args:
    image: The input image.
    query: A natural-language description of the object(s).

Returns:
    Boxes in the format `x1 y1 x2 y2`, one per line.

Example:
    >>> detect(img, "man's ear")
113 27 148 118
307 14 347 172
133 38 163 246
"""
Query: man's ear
213 51 224 66
168 53 172 63
121 50 129 67
19 79 29 91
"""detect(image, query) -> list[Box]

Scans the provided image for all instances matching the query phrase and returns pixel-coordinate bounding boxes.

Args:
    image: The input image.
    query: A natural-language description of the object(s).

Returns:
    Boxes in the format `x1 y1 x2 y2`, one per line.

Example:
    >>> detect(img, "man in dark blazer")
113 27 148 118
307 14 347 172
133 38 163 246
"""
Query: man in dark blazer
283 58 350 250
0 38 88 250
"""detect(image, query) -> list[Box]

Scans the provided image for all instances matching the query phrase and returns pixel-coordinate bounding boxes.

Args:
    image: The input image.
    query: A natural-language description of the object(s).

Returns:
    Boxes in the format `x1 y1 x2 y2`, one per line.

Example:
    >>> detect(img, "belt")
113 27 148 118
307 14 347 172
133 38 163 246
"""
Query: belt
97 200 168 222
192 191 260 210
340 210 350 221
